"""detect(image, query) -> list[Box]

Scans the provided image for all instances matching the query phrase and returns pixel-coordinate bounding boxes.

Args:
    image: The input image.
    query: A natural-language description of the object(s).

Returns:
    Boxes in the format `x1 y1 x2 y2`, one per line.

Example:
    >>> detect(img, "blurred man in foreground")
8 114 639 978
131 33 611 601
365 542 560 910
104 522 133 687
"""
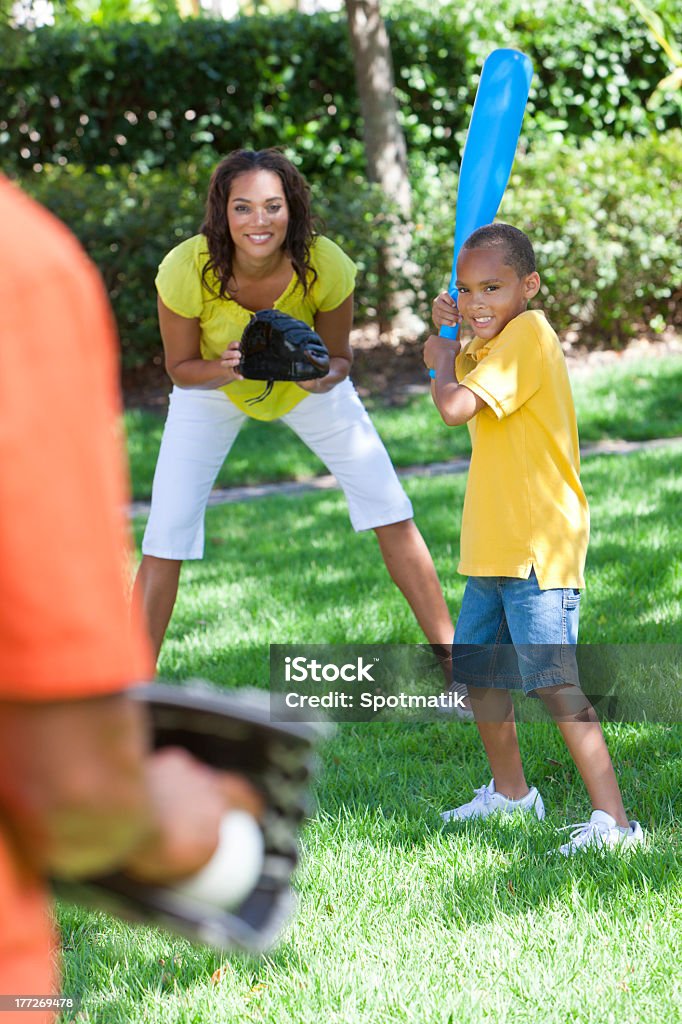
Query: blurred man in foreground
0 177 261 1023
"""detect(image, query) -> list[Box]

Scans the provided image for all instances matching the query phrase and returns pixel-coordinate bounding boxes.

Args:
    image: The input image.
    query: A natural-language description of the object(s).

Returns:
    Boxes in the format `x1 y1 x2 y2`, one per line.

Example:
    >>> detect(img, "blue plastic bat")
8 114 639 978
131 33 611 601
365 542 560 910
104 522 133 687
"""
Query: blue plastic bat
438 48 534 345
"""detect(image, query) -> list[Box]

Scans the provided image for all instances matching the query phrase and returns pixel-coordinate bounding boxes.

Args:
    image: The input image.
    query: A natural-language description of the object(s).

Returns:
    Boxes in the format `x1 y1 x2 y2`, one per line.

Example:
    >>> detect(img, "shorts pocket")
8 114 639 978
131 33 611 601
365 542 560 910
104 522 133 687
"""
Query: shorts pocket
562 588 581 610
561 589 581 645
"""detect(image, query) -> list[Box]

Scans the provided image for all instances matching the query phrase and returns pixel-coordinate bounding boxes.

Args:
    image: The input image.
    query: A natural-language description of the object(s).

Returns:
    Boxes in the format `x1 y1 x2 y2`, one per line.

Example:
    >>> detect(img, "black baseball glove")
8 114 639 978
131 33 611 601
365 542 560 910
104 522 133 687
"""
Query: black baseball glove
239 308 330 404
53 683 329 954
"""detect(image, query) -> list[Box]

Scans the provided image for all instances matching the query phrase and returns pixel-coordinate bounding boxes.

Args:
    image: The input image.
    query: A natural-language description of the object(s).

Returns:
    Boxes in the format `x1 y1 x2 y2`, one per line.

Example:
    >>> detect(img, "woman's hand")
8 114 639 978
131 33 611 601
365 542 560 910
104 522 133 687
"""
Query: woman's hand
295 377 328 394
432 291 462 331
300 295 354 394
295 363 346 394
216 340 244 384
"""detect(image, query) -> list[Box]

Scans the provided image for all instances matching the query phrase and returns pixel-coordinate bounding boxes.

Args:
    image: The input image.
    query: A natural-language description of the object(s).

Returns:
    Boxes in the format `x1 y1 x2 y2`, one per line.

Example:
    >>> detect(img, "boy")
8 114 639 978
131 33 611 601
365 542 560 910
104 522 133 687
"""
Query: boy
423 223 642 854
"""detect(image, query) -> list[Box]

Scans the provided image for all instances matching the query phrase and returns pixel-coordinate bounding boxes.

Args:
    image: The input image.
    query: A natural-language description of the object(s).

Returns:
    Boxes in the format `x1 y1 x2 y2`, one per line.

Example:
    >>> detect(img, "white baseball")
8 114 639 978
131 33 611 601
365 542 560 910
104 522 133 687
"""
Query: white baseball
174 810 265 910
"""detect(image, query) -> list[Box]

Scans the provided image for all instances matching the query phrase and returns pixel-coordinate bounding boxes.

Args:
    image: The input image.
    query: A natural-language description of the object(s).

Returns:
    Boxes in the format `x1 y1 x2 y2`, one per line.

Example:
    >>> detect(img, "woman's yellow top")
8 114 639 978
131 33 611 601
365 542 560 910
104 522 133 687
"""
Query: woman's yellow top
155 234 356 421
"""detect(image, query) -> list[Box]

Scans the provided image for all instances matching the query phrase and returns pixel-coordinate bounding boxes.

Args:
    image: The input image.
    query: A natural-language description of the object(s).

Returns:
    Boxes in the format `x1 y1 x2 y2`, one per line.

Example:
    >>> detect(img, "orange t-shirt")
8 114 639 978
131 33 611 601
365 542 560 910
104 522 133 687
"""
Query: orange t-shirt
0 177 154 1021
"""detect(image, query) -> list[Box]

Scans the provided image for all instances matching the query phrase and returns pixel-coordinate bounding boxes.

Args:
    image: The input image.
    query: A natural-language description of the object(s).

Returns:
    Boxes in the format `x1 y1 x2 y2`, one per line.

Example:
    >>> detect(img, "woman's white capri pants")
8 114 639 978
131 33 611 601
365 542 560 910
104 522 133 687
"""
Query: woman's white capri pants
142 378 414 560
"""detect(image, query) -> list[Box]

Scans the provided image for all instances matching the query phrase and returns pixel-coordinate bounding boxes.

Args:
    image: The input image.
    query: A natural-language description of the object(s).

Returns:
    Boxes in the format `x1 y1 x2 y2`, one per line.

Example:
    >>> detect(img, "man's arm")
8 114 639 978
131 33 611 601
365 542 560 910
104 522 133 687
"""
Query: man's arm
0 694 150 878
0 694 263 883
0 183 261 889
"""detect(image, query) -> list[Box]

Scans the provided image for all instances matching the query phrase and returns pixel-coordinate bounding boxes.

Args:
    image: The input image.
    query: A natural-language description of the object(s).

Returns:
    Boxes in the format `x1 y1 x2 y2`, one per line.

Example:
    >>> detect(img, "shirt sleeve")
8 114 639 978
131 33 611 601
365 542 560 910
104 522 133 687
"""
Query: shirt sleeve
459 313 543 419
155 236 207 318
0 183 154 698
308 236 357 312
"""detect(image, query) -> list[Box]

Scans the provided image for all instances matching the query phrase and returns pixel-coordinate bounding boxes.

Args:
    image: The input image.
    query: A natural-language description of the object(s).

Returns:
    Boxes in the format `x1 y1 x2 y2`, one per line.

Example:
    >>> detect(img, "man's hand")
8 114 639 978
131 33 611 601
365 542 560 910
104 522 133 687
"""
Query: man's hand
50 685 324 954
124 748 265 884
0 695 264 886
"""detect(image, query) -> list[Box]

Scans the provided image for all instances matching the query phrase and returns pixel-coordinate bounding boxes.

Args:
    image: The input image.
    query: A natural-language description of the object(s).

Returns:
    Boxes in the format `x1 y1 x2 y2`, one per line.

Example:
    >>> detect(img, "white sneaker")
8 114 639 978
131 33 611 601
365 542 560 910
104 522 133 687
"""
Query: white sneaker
556 810 644 856
441 778 546 823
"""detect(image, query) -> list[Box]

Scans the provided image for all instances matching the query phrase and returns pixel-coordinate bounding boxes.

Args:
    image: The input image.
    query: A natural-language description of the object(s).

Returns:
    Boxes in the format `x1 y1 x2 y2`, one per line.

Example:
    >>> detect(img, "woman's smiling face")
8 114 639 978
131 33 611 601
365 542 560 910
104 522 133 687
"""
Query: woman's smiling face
226 169 290 259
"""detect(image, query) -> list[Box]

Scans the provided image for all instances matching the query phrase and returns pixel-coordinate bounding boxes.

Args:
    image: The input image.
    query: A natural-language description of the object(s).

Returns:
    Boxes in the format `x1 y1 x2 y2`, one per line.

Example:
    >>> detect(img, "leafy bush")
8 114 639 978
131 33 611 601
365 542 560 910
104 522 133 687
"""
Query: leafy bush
2 3 679 178
1 15 360 178
24 162 209 368
411 132 682 346
390 0 681 159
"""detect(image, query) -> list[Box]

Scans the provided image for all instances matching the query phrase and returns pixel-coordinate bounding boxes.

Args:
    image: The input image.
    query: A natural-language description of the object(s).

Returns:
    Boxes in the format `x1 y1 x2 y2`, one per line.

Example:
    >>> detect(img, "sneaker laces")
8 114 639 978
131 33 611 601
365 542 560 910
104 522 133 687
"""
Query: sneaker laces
470 784 494 809
557 819 608 846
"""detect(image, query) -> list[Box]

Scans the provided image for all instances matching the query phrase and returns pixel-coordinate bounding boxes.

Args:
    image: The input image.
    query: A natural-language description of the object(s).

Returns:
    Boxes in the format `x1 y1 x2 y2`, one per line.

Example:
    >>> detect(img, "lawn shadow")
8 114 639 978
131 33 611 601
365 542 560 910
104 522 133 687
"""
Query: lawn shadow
428 826 681 931
57 903 259 1024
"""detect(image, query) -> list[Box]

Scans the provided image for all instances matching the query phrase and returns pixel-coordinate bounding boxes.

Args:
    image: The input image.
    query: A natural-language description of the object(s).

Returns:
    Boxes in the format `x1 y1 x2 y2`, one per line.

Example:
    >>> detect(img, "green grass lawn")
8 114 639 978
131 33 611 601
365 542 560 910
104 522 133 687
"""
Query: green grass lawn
125 355 682 500
57 433 682 1023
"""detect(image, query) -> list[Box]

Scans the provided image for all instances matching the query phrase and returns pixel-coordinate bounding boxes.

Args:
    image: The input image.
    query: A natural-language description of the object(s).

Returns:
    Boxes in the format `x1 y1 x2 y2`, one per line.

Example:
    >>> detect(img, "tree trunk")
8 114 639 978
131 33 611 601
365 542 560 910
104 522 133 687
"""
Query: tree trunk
345 0 418 333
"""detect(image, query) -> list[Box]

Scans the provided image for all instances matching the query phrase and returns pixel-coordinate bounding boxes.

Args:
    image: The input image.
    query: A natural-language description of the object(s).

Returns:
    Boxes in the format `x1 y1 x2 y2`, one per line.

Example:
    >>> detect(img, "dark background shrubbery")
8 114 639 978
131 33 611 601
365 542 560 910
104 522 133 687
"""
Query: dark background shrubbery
2 2 679 175
2 0 680 368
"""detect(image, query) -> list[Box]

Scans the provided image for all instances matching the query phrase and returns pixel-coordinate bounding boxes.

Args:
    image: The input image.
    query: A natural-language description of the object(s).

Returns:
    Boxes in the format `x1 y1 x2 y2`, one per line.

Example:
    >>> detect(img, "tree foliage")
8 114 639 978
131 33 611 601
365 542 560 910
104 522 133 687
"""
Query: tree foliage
2 3 679 178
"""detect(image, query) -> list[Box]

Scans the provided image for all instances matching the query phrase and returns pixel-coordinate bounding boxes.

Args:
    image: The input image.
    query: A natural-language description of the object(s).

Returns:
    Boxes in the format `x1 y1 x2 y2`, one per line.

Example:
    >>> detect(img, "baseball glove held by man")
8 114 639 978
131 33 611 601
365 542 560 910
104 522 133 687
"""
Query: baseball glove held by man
53 683 329 954
239 309 330 404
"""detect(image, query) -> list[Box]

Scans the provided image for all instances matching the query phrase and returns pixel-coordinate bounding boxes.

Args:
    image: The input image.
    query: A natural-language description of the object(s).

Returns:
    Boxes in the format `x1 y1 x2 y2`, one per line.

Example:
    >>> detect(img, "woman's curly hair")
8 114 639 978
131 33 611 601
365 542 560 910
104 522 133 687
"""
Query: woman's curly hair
201 148 318 299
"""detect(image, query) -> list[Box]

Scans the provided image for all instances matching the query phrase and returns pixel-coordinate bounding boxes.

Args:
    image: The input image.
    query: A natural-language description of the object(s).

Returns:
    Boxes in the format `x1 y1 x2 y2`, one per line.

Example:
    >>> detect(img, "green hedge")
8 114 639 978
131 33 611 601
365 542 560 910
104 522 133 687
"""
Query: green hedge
21 131 681 366
2 1 680 178
411 132 682 347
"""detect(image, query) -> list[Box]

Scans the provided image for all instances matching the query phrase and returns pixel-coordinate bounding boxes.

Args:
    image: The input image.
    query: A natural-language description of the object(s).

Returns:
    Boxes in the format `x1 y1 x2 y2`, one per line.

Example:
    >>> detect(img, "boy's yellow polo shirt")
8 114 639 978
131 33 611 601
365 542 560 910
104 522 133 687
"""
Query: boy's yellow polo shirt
455 309 589 589
155 234 356 421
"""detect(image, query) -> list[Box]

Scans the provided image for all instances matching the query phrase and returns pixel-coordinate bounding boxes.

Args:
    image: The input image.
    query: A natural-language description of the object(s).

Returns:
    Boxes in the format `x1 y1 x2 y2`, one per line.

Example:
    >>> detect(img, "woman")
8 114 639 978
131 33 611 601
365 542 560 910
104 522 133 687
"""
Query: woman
134 148 454 667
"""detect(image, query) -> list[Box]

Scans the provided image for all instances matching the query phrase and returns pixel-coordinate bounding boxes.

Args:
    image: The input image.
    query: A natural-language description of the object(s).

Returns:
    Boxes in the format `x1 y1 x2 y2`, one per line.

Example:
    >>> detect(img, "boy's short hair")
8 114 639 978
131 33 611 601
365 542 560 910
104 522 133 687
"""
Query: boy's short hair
462 223 536 277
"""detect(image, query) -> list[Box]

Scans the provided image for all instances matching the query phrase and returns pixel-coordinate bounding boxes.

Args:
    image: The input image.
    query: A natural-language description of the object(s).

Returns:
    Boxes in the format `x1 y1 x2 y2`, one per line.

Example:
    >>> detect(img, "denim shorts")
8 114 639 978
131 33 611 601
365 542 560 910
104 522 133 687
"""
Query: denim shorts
452 570 581 693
